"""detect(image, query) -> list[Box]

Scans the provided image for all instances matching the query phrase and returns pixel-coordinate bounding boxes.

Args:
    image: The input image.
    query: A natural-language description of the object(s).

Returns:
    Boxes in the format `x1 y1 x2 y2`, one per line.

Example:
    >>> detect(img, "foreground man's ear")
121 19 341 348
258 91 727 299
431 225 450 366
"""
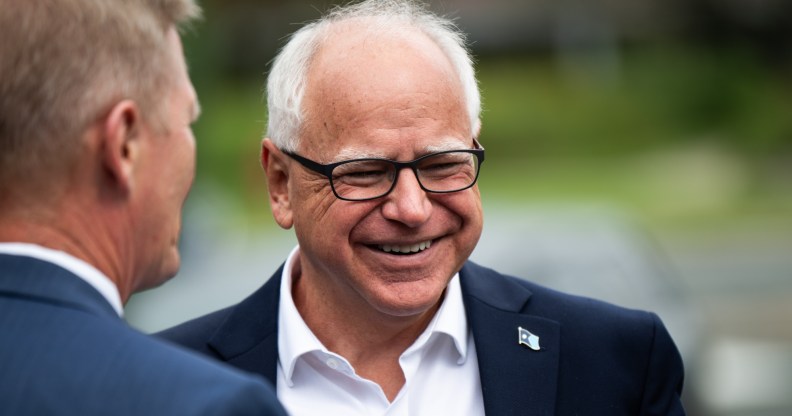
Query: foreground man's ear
261 138 294 229
101 99 142 194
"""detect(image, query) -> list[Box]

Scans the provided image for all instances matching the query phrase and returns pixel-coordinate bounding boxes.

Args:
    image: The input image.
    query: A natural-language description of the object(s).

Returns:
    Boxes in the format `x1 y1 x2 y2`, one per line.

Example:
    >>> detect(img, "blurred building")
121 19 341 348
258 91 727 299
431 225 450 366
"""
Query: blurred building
193 0 792 77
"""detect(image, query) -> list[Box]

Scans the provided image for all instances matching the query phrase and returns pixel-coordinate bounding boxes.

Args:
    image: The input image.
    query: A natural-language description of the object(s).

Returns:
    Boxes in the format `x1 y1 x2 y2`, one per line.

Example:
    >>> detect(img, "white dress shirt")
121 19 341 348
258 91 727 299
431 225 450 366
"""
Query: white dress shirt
0 243 123 316
276 246 485 416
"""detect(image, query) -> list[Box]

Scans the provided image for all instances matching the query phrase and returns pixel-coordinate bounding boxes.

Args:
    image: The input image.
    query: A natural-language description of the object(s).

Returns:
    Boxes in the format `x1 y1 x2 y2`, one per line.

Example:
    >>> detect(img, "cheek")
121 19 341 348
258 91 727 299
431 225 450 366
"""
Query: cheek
168 133 196 199
439 188 483 221
180 133 197 182
291 174 362 229
294 197 375 250
463 187 483 218
443 191 484 246
182 155 196 194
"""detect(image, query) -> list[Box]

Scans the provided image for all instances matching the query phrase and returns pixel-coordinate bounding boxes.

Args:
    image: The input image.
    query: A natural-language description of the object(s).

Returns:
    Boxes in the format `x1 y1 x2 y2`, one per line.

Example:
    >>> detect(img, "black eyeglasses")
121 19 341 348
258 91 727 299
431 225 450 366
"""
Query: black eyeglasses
282 139 484 201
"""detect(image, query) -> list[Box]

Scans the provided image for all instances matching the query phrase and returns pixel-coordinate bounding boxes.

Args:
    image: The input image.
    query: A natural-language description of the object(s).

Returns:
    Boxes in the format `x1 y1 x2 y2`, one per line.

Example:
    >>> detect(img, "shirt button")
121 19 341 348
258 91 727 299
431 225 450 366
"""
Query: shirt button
326 358 340 370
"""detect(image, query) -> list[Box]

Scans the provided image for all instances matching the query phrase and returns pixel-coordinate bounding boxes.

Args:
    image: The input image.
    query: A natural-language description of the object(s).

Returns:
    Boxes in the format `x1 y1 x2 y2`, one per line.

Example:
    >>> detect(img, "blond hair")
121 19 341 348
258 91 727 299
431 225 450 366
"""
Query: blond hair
0 0 200 194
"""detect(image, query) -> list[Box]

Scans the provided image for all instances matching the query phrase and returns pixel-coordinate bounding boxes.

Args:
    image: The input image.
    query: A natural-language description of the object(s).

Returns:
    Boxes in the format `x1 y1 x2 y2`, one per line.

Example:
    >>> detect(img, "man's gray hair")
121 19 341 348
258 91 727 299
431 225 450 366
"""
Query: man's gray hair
0 0 200 195
266 0 481 152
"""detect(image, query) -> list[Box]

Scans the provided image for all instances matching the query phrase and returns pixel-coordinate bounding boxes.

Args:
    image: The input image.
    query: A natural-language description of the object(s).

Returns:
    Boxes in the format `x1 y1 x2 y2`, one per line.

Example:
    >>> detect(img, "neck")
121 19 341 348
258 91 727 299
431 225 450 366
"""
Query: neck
0 204 132 303
291 257 444 401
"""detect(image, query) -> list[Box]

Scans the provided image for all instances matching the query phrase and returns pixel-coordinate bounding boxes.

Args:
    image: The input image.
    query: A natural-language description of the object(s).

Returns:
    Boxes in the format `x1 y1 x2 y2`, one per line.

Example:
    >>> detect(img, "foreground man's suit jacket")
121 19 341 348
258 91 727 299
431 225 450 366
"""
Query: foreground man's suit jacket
0 254 286 416
159 261 686 415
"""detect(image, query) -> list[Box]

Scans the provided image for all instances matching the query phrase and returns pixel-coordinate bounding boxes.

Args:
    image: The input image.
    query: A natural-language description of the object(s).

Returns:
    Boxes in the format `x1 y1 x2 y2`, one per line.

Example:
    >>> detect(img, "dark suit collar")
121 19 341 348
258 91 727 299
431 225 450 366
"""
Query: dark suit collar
0 254 119 319
207 264 283 385
460 261 560 416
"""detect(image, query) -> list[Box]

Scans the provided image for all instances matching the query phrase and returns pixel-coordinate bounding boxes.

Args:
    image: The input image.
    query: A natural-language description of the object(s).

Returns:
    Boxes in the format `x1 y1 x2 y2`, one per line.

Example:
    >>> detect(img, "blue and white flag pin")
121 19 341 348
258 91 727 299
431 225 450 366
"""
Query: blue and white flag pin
518 326 541 351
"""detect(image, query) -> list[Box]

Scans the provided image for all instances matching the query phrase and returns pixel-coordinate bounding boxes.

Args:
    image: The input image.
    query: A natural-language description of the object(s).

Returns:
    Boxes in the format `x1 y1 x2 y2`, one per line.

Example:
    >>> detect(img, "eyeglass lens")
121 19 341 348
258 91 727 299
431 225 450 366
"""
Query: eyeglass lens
331 151 480 200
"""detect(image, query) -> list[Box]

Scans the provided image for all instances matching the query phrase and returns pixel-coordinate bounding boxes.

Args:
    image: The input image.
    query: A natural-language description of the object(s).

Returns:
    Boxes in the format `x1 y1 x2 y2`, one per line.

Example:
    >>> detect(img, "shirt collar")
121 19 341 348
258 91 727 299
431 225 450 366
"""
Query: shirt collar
277 245 470 385
0 242 124 316
278 246 330 386
420 269 469 364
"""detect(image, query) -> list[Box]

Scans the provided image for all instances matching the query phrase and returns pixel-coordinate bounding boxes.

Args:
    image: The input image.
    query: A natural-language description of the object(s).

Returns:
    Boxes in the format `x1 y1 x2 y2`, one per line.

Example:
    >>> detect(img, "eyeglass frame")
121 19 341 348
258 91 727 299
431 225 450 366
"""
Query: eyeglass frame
280 138 485 201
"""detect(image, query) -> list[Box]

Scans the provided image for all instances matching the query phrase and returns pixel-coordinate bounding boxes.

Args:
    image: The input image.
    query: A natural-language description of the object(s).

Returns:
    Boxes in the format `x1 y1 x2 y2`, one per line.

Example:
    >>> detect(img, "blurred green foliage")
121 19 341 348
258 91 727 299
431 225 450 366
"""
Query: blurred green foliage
478 47 792 159
182 36 792 231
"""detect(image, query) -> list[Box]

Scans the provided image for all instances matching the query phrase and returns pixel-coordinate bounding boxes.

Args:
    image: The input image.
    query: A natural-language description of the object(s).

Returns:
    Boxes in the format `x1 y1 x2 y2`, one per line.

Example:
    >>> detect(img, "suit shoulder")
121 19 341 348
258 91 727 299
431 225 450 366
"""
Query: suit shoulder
0 303 285 415
463 261 659 329
110 327 287 415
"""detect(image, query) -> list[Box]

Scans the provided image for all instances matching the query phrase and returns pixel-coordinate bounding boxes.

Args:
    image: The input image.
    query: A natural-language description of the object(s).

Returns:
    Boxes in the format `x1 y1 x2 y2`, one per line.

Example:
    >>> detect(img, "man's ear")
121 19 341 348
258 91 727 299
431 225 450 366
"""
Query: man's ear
101 100 141 193
261 138 294 229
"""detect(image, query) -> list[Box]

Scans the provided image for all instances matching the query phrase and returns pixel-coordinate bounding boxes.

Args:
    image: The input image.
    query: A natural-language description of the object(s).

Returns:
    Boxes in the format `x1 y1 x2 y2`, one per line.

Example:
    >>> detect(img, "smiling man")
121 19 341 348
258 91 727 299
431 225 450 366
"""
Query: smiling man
160 1 686 415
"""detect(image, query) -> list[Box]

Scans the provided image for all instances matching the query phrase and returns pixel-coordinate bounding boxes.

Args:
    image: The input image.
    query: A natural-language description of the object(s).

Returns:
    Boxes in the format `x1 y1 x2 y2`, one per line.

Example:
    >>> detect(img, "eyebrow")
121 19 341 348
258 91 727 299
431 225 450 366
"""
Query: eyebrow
332 138 469 162
425 139 470 152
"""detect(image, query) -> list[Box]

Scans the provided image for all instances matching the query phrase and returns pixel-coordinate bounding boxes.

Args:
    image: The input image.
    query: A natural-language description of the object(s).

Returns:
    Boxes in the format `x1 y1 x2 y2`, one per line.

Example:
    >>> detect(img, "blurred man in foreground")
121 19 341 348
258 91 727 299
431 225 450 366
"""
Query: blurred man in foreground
161 0 686 414
0 1 285 414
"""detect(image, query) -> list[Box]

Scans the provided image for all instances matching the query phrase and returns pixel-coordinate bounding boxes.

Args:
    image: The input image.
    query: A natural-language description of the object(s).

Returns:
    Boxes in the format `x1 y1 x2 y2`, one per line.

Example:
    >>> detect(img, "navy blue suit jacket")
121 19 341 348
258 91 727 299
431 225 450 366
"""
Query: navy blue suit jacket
0 254 287 416
159 261 686 415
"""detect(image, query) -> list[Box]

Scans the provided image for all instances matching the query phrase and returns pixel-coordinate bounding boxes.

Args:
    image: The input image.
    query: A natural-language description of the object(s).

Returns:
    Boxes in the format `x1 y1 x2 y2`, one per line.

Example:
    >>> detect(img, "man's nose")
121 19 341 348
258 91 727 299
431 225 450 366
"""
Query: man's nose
381 168 432 227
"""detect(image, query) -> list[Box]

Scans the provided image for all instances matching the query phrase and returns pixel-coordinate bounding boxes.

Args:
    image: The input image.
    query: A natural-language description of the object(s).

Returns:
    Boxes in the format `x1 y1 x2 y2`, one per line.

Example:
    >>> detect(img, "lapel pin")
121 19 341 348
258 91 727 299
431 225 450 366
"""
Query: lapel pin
518 326 541 351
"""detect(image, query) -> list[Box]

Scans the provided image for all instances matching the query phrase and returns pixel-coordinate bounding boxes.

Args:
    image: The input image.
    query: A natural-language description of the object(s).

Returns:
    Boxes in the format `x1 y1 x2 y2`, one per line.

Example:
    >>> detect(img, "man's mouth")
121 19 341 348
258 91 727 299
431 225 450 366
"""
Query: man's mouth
377 240 432 255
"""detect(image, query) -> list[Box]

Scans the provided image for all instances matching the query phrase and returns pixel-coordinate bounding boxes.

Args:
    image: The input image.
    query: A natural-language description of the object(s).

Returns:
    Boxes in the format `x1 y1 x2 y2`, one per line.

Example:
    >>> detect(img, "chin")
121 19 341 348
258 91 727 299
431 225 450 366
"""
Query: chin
374 301 441 319
370 286 445 318
161 252 182 281
141 252 181 292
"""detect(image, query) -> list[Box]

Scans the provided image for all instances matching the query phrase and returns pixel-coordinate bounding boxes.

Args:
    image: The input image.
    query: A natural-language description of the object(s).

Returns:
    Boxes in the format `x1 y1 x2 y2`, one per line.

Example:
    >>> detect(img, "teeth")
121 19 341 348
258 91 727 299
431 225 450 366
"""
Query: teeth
378 240 432 254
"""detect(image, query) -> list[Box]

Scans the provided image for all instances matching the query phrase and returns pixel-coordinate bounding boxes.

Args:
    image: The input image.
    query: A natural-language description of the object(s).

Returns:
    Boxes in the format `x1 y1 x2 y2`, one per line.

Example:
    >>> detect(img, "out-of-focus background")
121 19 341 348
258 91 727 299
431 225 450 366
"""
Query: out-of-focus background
126 1 792 415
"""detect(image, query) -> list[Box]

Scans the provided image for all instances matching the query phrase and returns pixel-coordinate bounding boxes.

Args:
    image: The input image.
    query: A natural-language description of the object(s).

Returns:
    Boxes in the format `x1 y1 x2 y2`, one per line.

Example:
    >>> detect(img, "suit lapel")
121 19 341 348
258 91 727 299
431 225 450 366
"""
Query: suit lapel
207 265 283 385
461 262 560 416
